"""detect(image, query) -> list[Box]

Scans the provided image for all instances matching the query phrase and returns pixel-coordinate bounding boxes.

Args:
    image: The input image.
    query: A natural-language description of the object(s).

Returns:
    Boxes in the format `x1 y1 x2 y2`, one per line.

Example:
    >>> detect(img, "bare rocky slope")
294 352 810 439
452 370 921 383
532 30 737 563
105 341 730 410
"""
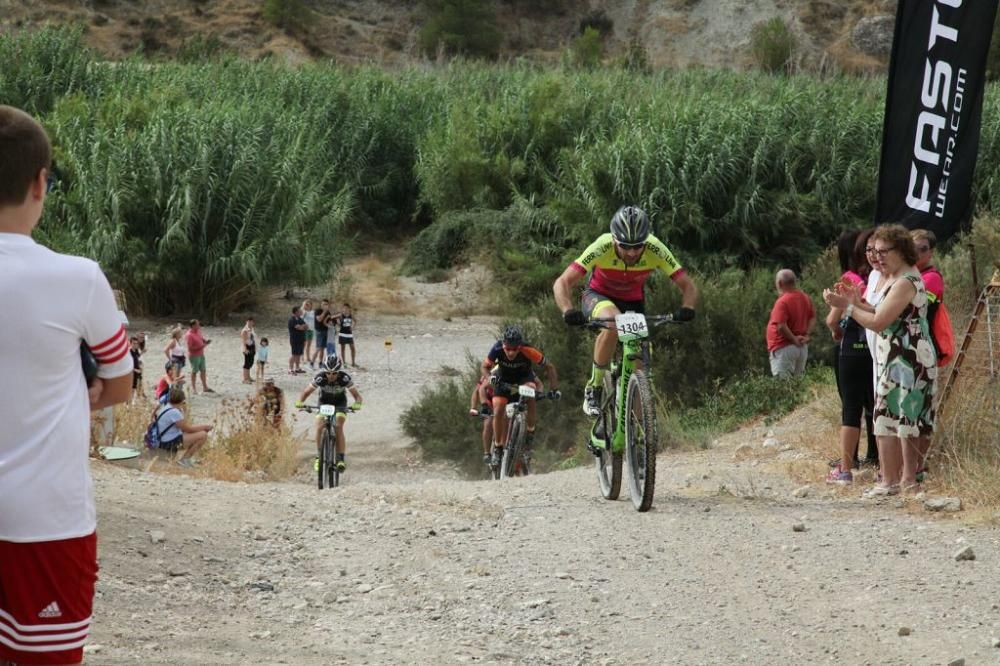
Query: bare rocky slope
3 0 894 71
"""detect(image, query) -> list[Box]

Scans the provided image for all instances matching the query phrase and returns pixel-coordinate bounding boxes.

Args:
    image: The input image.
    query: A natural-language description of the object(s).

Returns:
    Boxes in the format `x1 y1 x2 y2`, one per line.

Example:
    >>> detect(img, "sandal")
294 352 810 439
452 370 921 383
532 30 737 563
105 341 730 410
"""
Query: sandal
862 484 900 499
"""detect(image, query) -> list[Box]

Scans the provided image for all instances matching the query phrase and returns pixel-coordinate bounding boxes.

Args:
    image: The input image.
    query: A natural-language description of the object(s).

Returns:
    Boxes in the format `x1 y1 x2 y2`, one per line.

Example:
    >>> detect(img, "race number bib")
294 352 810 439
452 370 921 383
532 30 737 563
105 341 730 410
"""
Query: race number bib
517 385 536 399
319 404 337 416
615 312 648 342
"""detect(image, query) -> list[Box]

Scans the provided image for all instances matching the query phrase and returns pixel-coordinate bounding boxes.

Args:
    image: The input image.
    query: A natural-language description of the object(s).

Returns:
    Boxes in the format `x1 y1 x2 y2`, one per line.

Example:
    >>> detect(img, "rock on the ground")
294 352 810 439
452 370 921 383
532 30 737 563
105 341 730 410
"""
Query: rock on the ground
953 546 975 562
924 497 962 513
733 444 754 460
898 626 912 636
792 486 810 498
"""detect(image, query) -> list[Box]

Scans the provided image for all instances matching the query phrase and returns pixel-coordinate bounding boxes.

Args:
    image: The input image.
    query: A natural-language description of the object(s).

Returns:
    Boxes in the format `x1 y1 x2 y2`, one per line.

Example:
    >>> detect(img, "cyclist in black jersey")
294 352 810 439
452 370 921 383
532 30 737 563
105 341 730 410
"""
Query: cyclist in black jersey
295 356 363 472
480 325 560 466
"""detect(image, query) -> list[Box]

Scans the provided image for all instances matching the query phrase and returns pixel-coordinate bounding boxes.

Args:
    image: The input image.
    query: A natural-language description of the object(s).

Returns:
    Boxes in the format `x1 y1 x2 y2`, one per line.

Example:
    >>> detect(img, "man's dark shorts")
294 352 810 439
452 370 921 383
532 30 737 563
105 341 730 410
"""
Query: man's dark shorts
581 288 644 320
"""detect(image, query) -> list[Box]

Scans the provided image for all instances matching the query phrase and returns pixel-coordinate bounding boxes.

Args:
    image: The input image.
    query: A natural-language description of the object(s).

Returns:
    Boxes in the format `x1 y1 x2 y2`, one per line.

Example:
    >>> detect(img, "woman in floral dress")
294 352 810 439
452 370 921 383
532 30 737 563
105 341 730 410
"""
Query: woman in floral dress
823 224 936 496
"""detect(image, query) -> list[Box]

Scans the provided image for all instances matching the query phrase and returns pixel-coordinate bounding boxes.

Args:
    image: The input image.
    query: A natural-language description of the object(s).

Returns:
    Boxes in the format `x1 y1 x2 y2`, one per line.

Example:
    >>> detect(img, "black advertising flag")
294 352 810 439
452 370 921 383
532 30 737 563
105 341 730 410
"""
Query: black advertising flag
875 0 998 241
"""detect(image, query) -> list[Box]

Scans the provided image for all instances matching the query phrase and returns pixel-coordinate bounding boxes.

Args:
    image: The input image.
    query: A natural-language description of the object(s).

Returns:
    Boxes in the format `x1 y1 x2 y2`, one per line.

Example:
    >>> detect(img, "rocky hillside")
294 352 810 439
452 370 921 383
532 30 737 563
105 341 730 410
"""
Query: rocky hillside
3 0 895 71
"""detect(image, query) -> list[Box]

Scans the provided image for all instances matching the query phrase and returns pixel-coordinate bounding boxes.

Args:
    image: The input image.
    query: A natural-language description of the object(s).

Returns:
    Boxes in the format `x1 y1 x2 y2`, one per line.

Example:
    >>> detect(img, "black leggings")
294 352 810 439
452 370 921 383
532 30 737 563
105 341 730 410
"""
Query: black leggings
837 351 877 461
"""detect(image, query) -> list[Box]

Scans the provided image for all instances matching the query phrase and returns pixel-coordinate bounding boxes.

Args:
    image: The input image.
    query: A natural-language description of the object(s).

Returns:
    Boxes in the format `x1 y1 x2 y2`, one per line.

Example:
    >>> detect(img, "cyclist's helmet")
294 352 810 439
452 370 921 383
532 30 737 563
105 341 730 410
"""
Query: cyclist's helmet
325 356 343 372
501 325 524 347
609 205 650 247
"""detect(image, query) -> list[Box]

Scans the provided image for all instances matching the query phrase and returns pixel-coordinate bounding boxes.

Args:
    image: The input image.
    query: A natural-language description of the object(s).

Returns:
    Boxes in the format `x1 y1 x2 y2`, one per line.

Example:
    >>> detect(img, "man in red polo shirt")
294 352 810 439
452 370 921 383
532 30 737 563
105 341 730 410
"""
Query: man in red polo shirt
766 269 815 377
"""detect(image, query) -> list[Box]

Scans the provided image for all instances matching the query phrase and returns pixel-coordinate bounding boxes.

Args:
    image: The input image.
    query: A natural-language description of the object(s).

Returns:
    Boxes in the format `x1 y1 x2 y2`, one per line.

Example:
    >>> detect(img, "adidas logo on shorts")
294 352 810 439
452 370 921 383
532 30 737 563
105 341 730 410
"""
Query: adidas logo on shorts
38 601 62 618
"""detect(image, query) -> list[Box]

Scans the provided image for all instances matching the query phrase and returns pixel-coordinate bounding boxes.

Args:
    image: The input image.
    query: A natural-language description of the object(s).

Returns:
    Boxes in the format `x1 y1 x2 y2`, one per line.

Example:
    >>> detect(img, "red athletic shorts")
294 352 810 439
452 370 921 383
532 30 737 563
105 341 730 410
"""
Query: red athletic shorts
0 532 98 665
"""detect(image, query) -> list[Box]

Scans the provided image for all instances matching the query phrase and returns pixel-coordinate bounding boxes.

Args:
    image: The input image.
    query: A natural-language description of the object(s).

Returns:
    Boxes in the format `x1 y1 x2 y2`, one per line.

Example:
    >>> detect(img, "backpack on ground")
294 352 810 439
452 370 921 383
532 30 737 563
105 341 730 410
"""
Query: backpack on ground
144 406 177 449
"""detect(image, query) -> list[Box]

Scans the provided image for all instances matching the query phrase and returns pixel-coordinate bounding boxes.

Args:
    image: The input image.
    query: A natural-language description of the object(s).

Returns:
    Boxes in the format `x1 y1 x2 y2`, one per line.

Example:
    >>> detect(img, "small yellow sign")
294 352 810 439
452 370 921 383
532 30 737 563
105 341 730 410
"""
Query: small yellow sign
384 338 393 350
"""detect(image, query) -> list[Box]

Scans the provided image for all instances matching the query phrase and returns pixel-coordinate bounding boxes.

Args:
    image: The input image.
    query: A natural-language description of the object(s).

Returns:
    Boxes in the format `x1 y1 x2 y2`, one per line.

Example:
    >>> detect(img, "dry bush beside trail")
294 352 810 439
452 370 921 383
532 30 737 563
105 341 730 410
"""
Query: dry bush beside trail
934 386 1000 517
198 397 300 482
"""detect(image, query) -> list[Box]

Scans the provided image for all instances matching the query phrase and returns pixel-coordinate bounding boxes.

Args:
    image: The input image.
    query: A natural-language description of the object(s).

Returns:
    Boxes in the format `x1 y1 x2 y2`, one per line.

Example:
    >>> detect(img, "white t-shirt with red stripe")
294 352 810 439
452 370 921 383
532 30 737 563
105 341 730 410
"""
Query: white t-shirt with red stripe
0 233 133 542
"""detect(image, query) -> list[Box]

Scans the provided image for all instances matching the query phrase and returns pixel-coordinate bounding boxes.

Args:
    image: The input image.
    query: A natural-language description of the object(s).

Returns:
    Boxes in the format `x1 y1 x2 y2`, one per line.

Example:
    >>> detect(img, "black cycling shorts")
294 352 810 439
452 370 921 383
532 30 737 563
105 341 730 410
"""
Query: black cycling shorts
581 288 644 320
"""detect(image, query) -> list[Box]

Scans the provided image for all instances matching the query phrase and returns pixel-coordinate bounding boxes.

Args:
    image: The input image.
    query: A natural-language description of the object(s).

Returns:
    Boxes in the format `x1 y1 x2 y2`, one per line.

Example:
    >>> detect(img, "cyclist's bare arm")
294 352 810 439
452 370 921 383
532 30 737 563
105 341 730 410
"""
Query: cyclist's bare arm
542 361 559 391
673 271 699 309
480 359 494 381
349 386 362 405
553 264 586 314
298 384 316 403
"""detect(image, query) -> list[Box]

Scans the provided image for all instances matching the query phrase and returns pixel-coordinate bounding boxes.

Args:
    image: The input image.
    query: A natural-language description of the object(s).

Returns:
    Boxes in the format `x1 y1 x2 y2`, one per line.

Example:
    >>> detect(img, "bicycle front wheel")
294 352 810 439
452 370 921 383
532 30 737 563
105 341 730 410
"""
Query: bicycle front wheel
595 371 622 500
500 414 525 480
318 428 333 490
624 369 658 512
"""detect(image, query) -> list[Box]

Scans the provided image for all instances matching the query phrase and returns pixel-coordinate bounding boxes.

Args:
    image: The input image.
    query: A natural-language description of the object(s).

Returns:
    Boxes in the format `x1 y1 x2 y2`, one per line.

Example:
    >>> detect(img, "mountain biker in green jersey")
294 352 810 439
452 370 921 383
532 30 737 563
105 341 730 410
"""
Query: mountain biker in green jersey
552 205 699 417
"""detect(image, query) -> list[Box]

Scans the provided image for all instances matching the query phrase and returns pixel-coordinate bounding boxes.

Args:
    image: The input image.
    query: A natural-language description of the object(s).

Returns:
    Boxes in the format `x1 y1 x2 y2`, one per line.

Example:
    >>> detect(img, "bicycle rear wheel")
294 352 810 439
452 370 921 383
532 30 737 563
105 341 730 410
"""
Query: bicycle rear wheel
500 414 525 480
624 369 658 511
595 371 622 500
318 428 332 490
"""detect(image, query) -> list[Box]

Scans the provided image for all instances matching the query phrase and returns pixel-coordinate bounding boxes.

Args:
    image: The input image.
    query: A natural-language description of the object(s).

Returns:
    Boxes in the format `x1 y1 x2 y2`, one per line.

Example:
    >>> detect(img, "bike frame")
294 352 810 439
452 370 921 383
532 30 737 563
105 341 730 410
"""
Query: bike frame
589 313 673 453
608 337 651 452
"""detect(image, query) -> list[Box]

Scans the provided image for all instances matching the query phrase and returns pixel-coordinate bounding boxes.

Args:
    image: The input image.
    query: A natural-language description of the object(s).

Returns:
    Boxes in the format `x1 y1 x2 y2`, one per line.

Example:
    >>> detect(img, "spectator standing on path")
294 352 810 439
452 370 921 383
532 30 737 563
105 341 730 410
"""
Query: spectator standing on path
185 319 214 394
824 224 937 497
164 325 186 380
312 298 333 367
0 104 133 666
130 335 145 402
338 302 357 367
766 269 815 377
911 229 944 478
288 306 308 374
256 336 270 381
302 298 316 369
240 316 256 385
824 230 877 485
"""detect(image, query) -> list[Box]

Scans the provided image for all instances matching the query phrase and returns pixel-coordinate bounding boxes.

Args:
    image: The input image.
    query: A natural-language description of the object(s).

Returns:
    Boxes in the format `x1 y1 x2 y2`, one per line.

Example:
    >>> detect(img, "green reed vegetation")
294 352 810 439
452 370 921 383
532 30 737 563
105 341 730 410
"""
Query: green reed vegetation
8 27 1000 477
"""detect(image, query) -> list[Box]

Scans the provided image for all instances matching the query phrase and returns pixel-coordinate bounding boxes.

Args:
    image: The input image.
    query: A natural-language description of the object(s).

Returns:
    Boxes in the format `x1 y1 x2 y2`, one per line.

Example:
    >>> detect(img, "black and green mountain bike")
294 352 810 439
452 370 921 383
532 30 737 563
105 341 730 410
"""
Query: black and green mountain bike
577 312 682 512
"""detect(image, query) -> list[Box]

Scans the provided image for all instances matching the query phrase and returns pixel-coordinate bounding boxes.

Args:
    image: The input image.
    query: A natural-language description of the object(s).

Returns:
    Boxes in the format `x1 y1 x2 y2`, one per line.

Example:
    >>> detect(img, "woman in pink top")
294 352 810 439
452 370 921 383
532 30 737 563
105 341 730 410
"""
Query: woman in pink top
824 229 877 484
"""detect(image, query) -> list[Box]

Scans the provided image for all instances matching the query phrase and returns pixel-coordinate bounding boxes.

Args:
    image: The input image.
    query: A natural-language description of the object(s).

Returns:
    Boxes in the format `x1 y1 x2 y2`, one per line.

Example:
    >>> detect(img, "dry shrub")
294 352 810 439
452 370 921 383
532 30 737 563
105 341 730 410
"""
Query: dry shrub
90 397 157 456
934 385 1000 514
198 397 300 482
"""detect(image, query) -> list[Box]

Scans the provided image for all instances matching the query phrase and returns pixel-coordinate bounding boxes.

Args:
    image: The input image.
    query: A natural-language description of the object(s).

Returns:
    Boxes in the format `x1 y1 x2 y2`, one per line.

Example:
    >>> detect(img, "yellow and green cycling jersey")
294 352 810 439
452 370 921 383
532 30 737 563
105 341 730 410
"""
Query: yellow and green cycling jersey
570 233 685 301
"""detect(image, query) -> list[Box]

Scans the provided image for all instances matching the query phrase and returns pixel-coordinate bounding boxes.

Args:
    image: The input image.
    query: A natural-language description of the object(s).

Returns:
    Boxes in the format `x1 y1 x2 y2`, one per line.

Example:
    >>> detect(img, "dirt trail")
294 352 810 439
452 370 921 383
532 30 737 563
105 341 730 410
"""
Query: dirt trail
88 267 1000 665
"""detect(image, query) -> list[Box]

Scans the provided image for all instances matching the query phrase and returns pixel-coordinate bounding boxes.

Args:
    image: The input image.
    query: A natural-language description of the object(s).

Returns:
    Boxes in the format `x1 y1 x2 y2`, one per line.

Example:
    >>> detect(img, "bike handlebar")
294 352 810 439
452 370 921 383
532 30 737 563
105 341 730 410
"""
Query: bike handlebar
572 314 683 331
297 404 357 415
487 380 561 402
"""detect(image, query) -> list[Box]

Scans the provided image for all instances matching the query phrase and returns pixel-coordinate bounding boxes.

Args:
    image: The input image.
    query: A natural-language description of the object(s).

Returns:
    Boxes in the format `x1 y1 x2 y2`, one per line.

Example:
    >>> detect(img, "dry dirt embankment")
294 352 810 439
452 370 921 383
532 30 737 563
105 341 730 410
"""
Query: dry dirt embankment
88 264 999 664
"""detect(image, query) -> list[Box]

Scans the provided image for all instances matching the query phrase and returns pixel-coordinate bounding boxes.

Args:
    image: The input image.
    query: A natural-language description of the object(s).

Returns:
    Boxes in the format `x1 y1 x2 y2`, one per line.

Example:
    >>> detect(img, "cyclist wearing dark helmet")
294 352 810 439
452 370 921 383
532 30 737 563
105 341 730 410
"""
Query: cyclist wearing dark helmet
295 355 363 473
480 325 560 466
553 205 698 417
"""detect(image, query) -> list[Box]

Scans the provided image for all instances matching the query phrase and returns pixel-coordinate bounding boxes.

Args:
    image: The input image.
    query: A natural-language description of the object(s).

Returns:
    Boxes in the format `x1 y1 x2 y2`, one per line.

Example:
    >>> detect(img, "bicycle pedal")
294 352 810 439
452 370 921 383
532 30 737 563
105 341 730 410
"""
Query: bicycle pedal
585 442 604 457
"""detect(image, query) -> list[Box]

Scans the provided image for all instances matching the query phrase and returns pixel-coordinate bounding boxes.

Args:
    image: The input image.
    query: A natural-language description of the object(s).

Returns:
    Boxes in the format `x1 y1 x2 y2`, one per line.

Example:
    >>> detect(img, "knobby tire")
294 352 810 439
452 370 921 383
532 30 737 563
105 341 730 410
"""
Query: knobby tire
501 414 525 480
318 428 332 490
625 369 658 511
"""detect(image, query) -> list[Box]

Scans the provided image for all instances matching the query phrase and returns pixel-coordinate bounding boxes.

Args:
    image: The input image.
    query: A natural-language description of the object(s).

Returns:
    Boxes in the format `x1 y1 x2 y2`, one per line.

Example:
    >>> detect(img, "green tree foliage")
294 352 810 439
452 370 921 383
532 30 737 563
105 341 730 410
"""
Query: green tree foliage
418 0 502 59
571 27 604 69
750 17 797 73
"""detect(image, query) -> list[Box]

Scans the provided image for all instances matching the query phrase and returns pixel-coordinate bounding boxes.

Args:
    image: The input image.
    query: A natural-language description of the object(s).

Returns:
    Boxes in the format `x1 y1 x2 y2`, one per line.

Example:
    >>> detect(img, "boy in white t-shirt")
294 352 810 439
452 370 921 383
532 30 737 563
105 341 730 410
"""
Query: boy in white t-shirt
0 105 134 666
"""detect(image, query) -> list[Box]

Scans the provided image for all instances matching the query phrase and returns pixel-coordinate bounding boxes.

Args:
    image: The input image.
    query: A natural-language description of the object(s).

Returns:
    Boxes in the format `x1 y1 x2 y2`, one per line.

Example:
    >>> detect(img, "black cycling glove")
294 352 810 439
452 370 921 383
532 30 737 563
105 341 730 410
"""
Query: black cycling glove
673 307 696 322
563 309 587 326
